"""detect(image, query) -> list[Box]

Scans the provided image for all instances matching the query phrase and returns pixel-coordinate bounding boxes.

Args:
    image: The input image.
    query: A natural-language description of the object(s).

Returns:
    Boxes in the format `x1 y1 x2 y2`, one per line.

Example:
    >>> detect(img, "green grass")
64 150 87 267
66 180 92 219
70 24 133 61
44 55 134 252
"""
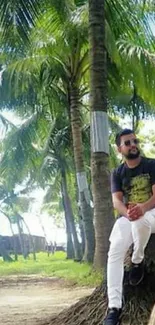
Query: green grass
0 252 103 287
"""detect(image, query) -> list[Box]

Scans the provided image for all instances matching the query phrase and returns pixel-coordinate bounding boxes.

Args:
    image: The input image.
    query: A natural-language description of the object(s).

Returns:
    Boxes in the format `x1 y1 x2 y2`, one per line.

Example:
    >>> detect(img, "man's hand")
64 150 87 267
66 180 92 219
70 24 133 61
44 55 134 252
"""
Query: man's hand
127 203 146 221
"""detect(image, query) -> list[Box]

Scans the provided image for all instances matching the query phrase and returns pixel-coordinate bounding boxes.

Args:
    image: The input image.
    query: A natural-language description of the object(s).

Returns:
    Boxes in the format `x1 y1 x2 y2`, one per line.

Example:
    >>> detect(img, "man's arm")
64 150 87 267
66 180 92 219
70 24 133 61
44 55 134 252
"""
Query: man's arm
128 185 155 220
112 191 128 217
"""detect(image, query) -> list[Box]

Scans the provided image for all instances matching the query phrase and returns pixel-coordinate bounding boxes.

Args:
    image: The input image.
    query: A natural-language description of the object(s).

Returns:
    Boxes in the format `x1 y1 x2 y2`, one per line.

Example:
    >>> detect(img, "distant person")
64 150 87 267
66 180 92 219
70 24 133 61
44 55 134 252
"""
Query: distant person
46 241 54 256
104 129 155 325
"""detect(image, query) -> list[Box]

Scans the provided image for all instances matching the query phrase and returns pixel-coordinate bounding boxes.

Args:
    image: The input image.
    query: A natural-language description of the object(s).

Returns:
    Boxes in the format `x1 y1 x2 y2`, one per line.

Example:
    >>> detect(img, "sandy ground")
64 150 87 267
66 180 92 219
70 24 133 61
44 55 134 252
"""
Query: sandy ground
0 275 94 325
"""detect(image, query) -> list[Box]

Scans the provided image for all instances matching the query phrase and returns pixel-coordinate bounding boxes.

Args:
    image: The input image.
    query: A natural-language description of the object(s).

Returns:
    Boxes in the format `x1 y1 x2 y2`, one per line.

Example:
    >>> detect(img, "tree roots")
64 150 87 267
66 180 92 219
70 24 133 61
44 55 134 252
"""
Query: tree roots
39 271 155 325
40 236 155 325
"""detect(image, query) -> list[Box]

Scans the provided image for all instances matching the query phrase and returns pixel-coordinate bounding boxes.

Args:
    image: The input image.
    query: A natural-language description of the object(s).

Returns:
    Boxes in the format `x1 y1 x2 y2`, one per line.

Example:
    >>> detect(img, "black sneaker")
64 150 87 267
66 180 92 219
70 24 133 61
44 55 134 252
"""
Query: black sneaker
129 260 144 286
103 308 122 325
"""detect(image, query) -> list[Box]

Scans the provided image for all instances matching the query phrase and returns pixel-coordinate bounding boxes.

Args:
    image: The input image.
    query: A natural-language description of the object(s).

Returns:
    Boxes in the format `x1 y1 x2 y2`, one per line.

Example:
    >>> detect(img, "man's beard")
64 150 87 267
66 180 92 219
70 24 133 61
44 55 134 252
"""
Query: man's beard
124 148 140 160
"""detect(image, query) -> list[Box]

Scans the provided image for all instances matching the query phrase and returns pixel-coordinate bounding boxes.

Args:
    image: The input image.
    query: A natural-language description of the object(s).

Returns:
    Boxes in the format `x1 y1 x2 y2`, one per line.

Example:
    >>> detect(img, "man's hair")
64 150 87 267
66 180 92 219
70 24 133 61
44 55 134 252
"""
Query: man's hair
115 128 134 147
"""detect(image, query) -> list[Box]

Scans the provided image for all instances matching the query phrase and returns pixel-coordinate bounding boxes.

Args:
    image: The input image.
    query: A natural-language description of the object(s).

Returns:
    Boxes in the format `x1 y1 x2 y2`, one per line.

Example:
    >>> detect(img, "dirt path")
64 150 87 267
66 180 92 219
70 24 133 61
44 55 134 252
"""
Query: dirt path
0 275 94 325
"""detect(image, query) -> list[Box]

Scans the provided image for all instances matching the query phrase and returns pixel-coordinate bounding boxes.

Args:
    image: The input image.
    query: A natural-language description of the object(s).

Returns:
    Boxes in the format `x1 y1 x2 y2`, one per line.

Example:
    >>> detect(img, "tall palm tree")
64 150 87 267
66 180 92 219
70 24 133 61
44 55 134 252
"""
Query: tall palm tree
88 0 155 269
34 8 95 262
0 184 37 259
0 0 155 267
41 119 82 261
0 98 82 260
0 4 95 262
88 0 114 270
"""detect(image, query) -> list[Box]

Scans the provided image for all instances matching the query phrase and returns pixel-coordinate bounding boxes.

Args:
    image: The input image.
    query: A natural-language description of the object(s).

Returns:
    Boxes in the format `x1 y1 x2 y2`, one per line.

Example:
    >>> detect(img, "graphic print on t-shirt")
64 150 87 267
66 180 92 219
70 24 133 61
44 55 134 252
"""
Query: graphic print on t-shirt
123 173 152 203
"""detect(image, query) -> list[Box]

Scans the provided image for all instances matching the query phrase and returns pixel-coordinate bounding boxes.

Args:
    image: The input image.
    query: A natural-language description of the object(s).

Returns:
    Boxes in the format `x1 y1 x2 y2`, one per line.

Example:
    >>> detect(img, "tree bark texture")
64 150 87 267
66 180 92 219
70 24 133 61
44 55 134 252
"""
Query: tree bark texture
91 153 114 269
66 216 75 260
61 170 82 261
70 84 95 263
78 214 85 255
7 216 18 261
16 217 27 259
0 235 13 262
89 0 114 269
61 183 75 259
22 218 36 260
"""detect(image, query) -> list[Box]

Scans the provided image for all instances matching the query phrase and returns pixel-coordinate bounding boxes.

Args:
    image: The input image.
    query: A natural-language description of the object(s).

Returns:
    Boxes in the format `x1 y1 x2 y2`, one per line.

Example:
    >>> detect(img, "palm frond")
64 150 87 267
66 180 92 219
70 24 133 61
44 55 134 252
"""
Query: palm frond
118 40 155 105
0 111 49 187
0 0 41 44
0 113 17 140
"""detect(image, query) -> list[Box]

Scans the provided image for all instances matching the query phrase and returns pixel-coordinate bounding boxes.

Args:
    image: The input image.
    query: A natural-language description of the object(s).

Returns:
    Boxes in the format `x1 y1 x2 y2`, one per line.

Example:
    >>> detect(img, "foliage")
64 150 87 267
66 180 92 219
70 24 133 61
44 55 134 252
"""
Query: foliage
0 0 155 263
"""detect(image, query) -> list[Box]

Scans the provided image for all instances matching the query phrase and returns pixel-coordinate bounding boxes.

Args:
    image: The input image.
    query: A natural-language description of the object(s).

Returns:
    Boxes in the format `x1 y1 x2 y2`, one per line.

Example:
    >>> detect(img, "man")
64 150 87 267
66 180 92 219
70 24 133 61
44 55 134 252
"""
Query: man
104 128 155 325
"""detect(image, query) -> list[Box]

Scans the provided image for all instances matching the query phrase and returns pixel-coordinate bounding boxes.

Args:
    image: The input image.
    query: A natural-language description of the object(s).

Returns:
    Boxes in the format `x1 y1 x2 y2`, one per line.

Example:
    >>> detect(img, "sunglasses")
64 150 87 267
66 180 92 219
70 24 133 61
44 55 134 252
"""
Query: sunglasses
120 138 140 147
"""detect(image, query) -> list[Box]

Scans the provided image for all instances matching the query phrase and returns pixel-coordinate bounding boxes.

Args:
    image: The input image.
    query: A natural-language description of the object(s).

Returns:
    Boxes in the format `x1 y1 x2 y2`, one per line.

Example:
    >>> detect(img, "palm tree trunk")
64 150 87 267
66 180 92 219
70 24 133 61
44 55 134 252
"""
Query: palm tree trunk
0 235 13 262
61 185 74 259
61 169 82 261
22 218 36 261
64 206 75 259
0 209 18 261
16 216 27 259
8 220 18 261
78 214 85 255
89 0 114 269
70 84 95 263
37 213 48 244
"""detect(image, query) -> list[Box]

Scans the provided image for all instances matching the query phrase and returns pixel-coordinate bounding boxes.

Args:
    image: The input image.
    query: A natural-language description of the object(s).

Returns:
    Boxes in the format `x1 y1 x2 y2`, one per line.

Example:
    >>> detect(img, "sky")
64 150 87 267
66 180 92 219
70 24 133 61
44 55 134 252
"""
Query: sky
0 187 67 244
0 213 67 244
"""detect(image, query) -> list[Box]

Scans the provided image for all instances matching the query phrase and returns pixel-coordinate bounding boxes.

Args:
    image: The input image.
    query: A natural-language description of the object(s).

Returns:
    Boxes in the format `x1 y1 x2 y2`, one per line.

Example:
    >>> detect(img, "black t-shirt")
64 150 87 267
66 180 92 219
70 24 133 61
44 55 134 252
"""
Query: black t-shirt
111 157 155 204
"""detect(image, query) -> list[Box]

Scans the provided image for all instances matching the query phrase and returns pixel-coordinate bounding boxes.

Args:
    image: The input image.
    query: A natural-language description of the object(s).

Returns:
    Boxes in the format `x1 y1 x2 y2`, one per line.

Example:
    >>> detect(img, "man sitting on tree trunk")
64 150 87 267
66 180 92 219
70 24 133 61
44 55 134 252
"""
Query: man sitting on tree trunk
104 129 155 325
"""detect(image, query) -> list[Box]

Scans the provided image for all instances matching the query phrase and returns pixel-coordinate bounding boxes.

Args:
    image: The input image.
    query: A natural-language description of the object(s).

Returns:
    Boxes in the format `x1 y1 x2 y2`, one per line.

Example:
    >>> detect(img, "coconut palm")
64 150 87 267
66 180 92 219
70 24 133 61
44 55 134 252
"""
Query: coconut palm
0 95 82 261
88 0 114 270
88 0 155 269
0 183 37 260
40 119 82 261
0 2 96 262
0 0 155 267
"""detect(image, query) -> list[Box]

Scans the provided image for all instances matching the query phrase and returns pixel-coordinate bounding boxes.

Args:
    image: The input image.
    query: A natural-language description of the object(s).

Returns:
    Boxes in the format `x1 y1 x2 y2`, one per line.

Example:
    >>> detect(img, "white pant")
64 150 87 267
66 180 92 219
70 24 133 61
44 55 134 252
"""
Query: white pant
107 209 155 309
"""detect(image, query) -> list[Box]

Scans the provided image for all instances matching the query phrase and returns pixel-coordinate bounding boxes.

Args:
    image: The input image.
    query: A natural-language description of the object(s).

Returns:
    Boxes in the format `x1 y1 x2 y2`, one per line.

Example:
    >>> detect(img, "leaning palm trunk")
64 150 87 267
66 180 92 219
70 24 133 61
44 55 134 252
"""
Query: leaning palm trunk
61 169 81 261
70 84 95 263
89 0 114 269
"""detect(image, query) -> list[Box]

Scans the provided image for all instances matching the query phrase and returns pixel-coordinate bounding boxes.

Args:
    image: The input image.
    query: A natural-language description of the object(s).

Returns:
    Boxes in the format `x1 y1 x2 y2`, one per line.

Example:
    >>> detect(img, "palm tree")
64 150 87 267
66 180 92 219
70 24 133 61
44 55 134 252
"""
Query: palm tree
88 0 155 269
88 0 114 270
41 119 82 261
0 3 95 262
0 183 37 260
33 7 95 262
0 209 18 260
0 0 155 267
0 98 82 260
0 0 41 45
